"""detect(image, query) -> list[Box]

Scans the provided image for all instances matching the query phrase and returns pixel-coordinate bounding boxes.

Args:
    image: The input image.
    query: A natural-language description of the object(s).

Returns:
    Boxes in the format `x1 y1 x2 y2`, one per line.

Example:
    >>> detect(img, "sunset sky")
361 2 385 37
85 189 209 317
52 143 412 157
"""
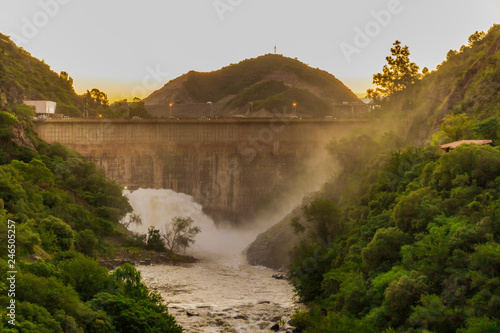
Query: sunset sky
0 0 499 101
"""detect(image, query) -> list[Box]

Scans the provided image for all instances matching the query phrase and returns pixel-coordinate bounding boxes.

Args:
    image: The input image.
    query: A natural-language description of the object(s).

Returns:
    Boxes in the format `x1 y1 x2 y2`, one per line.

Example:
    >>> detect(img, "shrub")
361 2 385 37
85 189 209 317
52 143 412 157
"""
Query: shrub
14 301 63 333
145 226 165 252
58 254 111 301
75 229 98 257
20 260 60 279
89 293 182 333
39 216 74 251
362 227 410 271
16 272 93 323
458 317 500 333
393 188 442 233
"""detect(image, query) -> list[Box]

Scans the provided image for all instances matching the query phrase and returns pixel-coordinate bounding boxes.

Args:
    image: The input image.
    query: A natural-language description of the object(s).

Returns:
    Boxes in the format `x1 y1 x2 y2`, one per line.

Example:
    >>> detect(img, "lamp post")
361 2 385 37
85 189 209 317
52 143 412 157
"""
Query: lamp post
292 102 297 116
169 103 173 118
207 101 213 117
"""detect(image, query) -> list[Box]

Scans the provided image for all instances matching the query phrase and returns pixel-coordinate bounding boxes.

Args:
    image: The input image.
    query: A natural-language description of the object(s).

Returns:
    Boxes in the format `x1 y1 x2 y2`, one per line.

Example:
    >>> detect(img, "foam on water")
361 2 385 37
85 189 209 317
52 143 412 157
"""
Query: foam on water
122 188 299 332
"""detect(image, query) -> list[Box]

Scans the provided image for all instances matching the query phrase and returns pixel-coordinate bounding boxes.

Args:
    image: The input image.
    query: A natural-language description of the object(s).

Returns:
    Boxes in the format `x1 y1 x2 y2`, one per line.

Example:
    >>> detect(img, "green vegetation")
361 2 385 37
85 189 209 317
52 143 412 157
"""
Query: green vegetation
3 19 500 333
0 102 181 330
290 137 500 332
287 25 500 332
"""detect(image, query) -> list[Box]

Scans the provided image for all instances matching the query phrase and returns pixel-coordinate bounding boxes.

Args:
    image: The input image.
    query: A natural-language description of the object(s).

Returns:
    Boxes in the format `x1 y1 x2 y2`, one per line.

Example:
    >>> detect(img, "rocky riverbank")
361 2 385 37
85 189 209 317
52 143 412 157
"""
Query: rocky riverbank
100 247 197 269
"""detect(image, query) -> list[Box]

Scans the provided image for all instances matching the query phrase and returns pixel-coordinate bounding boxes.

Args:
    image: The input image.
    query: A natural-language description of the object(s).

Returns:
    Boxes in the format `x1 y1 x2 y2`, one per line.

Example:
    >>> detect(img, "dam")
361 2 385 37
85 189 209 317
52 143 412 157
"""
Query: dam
34 118 366 223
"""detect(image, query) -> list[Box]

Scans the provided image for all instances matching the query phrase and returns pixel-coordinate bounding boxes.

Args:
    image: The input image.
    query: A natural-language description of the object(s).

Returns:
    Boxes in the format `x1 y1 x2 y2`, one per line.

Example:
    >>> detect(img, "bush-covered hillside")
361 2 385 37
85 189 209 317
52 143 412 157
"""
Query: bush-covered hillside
246 25 500 332
290 138 500 332
144 54 362 117
0 33 154 119
375 25 500 144
0 33 82 116
0 104 182 332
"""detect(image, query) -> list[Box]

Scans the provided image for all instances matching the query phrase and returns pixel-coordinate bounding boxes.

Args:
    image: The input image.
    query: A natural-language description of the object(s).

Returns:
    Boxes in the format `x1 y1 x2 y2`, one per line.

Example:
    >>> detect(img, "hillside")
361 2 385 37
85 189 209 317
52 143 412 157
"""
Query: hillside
375 25 500 144
0 103 183 331
144 54 362 118
248 25 500 273
0 44 184 330
0 33 82 116
247 25 500 332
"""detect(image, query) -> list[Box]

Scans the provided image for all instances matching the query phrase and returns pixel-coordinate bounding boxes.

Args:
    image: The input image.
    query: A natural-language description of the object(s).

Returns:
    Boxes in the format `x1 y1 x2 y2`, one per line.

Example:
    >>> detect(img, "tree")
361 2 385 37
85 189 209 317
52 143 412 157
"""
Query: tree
129 100 151 119
58 254 111 301
302 199 341 246
367 40 421 103
384 274 428 326
362 227 410 271
59 71 73 87
92 264 182 332
39 216 74 251
82 88 109 117
468 31 486 47
162 217 201 253
87 88 109 107
113 263 149 299
121 213 142 229
75 229 98 257
435 113 474 143
145 226 165 252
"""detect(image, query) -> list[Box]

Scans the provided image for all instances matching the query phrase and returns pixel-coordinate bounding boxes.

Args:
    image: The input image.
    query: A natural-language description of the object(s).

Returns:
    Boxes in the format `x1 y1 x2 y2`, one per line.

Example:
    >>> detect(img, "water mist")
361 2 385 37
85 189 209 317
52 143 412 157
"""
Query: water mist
122 188 258 256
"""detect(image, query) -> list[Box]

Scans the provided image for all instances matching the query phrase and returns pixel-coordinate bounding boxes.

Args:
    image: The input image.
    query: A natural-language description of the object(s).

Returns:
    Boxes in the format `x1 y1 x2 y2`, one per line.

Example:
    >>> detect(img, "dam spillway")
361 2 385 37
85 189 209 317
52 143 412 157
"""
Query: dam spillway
34 118 366 223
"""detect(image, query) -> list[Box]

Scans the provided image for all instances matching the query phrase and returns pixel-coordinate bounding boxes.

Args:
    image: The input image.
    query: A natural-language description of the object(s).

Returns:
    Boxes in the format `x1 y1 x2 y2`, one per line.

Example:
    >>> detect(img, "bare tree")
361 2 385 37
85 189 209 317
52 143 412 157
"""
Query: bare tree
121 213 142 229
162 217 201 253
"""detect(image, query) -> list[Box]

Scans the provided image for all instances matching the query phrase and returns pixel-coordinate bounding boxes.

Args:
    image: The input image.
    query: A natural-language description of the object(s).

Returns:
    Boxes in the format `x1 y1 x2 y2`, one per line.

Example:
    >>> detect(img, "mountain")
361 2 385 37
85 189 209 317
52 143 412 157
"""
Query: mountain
143 54 362 117
0 33 82 116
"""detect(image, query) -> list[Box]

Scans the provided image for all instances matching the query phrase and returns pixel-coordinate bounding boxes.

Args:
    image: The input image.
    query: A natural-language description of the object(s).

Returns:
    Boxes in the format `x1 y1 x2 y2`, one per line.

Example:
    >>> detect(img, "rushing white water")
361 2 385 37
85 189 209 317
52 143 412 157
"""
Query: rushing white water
139 254 298 332
122 189 299 332
123 189 258 254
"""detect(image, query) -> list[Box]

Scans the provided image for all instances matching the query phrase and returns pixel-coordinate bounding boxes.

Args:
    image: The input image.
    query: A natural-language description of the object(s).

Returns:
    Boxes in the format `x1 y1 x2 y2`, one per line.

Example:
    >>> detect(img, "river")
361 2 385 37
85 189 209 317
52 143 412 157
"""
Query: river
123 189 299 332
139 252 297 332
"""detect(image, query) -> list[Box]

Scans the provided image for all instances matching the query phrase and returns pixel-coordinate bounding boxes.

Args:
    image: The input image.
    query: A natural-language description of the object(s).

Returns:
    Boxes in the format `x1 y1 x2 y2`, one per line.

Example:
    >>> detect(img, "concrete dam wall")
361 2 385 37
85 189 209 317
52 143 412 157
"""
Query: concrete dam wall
34 119 365 224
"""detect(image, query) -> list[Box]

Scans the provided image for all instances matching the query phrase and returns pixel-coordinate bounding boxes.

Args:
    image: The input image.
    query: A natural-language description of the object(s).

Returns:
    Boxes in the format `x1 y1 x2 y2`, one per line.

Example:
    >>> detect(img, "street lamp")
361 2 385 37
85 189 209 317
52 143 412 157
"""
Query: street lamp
207 102 213 117
292 102 297 116
169 103 173 118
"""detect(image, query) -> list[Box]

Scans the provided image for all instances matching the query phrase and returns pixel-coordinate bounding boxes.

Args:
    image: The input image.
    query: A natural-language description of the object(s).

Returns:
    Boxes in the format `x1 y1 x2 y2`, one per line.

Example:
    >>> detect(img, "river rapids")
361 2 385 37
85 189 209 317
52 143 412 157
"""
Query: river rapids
122 189 299 332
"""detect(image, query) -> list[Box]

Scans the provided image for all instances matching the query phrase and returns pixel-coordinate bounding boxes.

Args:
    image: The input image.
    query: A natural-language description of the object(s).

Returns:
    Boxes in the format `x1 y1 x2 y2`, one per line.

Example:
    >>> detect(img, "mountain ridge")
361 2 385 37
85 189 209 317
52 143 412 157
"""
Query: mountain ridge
379 24 500 143
0 32 82 116
144 54 363 118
